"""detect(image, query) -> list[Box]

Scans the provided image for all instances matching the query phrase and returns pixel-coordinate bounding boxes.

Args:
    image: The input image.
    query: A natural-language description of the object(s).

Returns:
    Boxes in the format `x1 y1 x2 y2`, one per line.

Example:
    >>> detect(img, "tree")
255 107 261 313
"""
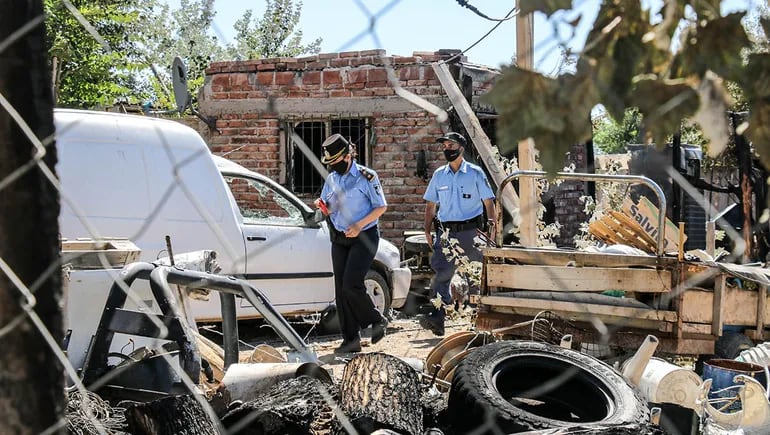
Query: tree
1 0 63 433
135 0 228 108
486 1 770 173
592 107 642 154
45 0 143 107
228 0 321 60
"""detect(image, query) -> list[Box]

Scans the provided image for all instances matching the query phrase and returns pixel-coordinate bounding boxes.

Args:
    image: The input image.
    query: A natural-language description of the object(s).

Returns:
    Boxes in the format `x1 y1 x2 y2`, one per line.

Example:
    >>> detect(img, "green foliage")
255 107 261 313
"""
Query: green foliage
592 107 642 154
483 59 597 176
228 0 321 60
45 0 143 107
45 0 320 109
488 1 770 173
134 0 228 108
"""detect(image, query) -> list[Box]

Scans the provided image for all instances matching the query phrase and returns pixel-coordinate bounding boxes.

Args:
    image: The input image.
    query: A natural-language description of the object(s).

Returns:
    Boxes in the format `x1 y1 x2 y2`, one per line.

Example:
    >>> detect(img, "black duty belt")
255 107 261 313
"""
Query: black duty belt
440 216 482 232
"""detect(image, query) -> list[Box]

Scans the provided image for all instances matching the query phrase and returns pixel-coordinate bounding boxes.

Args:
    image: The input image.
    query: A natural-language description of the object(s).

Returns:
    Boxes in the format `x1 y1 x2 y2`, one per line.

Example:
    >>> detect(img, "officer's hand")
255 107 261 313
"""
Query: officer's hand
344 223 361 238
314 198 329 216
425 231 433 250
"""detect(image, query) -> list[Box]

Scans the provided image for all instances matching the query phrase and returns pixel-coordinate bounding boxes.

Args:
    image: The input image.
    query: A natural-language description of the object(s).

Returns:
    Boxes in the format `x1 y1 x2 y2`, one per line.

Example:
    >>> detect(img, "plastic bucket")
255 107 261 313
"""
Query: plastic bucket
702 359 767 412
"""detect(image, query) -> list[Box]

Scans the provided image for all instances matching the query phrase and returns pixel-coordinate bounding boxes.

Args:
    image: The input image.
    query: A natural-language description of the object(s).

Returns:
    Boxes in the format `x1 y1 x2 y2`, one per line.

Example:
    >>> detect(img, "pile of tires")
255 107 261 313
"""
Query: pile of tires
448 340 649 433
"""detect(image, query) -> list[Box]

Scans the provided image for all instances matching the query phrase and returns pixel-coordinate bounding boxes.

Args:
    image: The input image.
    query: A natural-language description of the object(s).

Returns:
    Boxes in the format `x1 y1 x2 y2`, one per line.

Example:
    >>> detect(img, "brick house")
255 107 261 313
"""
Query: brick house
194 49 587 246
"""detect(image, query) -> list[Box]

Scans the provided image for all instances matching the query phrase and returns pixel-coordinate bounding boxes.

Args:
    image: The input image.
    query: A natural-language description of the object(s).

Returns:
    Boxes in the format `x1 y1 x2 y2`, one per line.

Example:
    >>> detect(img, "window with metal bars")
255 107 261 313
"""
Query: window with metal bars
288 118 369 195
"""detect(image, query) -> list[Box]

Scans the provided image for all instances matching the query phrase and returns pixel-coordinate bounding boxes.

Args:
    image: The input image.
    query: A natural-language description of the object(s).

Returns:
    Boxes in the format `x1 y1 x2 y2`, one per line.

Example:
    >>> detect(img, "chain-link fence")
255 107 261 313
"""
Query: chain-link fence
1 1 768 434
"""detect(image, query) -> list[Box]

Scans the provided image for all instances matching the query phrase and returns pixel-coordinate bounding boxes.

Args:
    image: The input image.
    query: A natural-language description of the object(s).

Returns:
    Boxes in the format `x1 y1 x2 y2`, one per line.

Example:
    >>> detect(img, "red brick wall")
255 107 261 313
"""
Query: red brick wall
198 50 464 244
195 49 586 245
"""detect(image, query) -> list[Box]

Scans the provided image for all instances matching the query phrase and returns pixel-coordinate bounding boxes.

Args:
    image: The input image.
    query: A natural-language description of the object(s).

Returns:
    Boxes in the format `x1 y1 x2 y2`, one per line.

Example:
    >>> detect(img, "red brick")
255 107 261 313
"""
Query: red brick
306 61 329 69
318 52 338 59
398 66 420 81
257 63 276 71
330 59 351 67
394 56 418 65
347 69 367 84
367 68 388 83
302 70 321 85
351 56 375 67
352 89 376 97
275 71 296 85
323 70 342 86
361 49 386 57
339 51 360 58
330 90 352 97
211 75 229 87
257 72 274 86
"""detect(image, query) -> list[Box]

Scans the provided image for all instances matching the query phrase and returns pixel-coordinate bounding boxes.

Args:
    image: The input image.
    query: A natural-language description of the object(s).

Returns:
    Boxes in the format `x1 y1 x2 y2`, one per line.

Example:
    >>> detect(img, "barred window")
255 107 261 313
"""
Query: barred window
287 118 369 195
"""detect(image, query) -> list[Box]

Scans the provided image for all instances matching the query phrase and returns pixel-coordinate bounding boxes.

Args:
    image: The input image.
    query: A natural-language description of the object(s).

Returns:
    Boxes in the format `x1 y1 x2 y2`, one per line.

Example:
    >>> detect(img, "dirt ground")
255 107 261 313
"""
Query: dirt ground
262 311 477 381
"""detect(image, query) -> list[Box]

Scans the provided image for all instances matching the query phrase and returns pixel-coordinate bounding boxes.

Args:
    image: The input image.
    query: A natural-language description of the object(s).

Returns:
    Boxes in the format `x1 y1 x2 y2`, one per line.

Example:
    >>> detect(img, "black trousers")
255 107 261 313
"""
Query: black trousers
331 225 382 342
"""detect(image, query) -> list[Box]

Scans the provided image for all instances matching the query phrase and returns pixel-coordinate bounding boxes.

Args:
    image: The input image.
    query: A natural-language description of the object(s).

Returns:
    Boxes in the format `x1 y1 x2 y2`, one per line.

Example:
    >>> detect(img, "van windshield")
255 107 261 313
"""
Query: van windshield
224 175 304 226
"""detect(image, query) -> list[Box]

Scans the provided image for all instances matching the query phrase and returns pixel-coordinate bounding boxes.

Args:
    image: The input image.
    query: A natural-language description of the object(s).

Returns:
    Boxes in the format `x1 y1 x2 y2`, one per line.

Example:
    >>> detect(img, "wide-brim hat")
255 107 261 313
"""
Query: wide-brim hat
321 134 350 164
436 131 467 147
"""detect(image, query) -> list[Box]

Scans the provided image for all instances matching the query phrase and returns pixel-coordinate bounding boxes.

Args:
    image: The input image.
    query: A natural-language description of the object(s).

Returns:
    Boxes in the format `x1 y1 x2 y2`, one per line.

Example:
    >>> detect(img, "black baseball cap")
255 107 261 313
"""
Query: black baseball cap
436 132 467 147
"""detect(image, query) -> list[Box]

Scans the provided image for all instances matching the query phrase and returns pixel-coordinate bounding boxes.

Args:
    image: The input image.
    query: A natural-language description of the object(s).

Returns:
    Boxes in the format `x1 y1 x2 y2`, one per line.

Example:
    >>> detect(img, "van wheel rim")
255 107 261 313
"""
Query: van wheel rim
366 280 386 312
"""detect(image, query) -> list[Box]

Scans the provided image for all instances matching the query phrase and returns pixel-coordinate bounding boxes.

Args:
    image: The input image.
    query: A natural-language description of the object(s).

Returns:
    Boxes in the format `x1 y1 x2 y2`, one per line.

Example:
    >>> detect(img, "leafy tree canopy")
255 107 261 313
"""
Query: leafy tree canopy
46 0 321 109
45 0 143 107
228 0 321 60
486 0 770 173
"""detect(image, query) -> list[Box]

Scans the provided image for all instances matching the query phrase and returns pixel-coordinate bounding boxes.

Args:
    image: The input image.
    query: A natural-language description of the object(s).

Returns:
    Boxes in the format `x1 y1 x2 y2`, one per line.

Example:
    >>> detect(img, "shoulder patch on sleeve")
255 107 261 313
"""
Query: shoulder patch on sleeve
359 167 375 181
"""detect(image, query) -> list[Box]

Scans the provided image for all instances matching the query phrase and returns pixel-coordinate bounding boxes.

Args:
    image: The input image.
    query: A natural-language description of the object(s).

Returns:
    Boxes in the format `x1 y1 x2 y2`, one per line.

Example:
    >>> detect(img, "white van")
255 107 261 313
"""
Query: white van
55 109 410 321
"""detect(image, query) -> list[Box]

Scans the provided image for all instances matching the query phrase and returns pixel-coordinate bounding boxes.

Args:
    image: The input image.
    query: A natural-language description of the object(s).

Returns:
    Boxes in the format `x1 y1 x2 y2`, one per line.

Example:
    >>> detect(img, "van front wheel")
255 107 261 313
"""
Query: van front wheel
365 270 392 317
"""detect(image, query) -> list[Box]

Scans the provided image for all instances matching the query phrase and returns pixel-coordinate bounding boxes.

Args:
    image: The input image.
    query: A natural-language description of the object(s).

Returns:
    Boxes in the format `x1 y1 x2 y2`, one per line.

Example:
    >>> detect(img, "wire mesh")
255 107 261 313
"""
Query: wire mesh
1 1 769 434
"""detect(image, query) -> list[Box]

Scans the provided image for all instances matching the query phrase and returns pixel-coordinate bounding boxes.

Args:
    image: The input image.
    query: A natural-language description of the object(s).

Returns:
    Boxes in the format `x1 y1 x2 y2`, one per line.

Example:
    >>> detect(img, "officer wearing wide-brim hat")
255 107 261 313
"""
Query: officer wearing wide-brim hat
419 131 496 336
315 133 389 353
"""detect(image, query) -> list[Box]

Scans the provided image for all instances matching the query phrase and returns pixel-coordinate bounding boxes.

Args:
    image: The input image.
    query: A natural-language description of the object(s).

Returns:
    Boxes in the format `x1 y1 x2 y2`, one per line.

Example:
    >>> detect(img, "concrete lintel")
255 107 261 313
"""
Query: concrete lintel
201 96 447 117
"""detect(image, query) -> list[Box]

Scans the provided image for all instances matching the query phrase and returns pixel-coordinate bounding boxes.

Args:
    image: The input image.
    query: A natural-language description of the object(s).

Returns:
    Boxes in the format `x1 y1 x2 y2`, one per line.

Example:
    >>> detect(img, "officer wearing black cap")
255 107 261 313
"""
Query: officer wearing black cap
419 131 496 336
315 134 389 353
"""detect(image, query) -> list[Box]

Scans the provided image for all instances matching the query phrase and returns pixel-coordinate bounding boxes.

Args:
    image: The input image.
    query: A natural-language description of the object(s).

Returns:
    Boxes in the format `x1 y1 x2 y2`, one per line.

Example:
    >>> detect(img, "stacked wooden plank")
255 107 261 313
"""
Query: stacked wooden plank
588 211 658 253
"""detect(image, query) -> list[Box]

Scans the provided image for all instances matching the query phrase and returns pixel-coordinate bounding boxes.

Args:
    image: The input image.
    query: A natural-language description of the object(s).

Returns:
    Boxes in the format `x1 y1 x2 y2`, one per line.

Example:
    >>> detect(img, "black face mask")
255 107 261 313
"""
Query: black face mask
330 159 349 175
443 148 461 162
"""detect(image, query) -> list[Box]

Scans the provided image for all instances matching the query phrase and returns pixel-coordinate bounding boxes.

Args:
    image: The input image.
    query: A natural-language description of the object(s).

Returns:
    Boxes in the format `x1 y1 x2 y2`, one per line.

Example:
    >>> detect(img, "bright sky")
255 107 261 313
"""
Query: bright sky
168 0 600 74
167 0 757 74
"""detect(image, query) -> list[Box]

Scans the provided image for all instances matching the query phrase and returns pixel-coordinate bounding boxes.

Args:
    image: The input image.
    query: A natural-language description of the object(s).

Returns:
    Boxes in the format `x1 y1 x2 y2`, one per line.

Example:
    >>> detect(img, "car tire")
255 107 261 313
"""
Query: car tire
448 341 649 433
365 270 392 317
714 332 754 360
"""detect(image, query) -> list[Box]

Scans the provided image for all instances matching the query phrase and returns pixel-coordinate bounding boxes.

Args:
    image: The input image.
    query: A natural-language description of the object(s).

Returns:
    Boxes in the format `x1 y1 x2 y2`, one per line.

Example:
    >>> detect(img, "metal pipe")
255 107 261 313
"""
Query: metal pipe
219 293 239 370
496 171 668 256
149 267 201 383
83 262 156 385
158 268 317 363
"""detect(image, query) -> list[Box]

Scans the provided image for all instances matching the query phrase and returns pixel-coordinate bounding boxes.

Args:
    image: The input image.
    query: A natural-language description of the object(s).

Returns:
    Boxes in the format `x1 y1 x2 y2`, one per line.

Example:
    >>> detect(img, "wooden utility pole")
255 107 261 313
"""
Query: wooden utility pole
516 8 539 247
0 1 63 433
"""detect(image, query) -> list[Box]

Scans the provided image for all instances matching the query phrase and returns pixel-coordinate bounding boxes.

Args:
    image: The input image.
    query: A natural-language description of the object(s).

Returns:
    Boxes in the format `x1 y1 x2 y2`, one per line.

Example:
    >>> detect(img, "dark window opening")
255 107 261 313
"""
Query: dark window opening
290 118 368 195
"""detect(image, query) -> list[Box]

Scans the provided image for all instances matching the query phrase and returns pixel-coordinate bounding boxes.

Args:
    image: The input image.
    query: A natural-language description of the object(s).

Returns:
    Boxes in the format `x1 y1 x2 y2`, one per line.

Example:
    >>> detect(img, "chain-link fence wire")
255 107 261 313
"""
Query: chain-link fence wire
1 0 765 433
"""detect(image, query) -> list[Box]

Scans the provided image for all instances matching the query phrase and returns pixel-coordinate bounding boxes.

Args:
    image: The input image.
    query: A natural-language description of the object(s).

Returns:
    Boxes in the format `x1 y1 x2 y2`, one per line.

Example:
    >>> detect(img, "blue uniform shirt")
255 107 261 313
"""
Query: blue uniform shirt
321 161 387 232
423 159 495 222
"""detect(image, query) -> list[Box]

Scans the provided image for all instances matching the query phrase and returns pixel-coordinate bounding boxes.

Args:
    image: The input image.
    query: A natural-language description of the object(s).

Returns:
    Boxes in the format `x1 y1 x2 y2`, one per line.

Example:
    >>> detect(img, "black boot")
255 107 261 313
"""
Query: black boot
334 338 362 354
371 316 389 344
418 309 445 336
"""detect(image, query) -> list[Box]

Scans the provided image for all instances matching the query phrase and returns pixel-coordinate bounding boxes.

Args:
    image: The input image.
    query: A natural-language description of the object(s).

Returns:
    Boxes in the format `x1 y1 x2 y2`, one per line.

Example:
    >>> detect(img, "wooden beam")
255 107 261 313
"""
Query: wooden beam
756 285 767 340
518 138 538 246
431 62 520 217
516 12 534 70
712 274 726 336
480 295 677 323
482 246 679 268
486 264 672 293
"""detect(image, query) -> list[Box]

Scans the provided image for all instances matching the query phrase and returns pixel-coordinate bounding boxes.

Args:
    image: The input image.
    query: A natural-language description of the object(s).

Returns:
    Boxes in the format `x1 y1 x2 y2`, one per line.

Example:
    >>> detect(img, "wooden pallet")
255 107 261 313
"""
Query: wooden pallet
588 211 657 253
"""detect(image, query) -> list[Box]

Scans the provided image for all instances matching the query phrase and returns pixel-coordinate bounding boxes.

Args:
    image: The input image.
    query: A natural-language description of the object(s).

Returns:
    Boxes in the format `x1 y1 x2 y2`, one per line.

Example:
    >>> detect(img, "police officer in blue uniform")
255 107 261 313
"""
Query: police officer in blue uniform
315 134 389 353
420 132 496 336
